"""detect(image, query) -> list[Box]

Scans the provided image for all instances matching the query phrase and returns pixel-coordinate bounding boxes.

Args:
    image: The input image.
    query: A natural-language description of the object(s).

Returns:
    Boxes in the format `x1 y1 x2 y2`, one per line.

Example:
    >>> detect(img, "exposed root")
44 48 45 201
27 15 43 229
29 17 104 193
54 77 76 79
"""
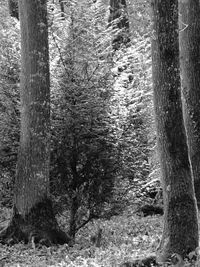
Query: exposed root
0 198 71 246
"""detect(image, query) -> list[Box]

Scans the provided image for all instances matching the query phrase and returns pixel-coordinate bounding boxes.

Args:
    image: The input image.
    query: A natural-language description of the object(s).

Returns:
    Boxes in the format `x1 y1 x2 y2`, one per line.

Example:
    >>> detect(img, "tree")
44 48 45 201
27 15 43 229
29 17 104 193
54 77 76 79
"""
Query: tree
0 0 70 246
0 2 20 205
151 0 198 261
179 0 200 209
50 0 117 241
108 0 130 50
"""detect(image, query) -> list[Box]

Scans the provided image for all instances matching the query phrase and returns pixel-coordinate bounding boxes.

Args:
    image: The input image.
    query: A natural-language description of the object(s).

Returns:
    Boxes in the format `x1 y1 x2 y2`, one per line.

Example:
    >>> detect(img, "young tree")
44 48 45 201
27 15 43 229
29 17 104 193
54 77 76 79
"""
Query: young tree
108 0 130 50
0 0 70 246
179 0 200 209
151 0 198 261
50 0 117 241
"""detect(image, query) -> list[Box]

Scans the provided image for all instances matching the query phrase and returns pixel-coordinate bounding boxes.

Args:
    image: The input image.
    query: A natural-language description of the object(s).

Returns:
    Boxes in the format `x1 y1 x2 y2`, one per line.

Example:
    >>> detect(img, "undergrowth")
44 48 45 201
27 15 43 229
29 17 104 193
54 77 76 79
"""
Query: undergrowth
1 208 200 266
0 208 163 266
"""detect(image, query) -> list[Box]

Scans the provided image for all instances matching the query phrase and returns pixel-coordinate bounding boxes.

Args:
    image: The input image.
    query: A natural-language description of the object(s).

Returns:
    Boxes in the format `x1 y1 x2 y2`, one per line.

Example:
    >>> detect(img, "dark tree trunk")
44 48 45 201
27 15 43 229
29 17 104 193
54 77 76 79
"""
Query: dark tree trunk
8 0 19 20
179 0 200 210
68 149 80 243
108 0 130 50
0 0 70 246
151 0 198 261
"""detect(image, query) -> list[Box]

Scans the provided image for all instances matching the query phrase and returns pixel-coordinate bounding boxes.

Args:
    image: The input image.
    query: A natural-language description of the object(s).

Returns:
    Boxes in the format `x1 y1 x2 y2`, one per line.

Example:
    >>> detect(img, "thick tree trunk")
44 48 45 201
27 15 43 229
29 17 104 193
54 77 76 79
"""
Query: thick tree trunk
108 0 130 50
179 0 200 209
17 0 50 218
151 0 198 262
0 0 70 246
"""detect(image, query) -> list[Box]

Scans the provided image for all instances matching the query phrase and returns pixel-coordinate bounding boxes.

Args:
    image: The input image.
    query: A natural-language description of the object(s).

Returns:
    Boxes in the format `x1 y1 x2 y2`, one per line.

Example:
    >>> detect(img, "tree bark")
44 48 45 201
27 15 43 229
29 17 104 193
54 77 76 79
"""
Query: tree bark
0 0 70 246
151 0 198 261
69 195 78 244
108 0 130 50
179 0 200 209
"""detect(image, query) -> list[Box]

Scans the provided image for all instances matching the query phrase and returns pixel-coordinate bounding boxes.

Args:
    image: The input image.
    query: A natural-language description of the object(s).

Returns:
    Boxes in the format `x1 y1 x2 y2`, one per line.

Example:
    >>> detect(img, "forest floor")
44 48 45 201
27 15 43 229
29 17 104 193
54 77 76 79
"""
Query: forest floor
0 207 163 267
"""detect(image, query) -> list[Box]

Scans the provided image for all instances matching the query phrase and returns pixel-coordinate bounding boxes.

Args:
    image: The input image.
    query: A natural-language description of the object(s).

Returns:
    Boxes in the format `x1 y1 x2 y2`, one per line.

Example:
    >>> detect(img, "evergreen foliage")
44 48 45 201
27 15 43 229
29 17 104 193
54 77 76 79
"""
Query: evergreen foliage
49 0 118 232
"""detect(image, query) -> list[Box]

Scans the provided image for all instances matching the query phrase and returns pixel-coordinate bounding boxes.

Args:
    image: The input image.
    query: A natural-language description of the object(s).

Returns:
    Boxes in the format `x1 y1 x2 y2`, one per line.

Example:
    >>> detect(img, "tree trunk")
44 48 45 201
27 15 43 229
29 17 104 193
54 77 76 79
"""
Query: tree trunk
108 0 130 50
151 0 198 261
68 149 80 243
179 0 200 209
69 195 78 244
0 0 70 246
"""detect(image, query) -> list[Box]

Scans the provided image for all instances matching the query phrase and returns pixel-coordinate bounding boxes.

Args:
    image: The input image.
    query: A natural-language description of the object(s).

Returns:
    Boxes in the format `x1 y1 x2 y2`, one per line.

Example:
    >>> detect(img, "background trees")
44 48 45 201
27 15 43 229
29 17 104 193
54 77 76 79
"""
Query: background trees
0 0 155 230
0 3 20 207
108 0 130 50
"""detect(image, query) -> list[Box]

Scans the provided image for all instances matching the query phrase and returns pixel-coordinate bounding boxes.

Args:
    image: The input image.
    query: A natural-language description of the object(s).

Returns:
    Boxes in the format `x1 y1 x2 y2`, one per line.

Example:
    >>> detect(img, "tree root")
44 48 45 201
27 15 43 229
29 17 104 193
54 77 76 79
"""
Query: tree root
0 198 71 246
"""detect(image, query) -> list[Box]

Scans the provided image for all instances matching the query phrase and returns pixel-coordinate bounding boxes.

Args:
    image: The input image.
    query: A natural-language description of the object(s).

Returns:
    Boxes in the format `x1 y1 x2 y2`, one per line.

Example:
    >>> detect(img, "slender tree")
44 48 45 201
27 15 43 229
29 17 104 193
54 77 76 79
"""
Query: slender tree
0 0 70 246
179 0 200 209
50 1 116 242
151 0 198 261
108 0 130 50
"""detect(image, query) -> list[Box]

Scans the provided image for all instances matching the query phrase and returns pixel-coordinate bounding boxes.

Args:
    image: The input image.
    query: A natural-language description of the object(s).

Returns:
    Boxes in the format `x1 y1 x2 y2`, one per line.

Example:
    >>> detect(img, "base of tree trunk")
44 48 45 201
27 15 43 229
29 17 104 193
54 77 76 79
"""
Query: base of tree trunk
0 198 71 246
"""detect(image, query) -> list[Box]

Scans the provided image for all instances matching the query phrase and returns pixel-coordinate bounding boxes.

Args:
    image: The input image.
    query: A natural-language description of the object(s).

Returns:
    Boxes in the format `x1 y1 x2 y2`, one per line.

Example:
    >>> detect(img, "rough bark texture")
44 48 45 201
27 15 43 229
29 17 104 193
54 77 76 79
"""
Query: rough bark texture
179 0 200 209
151 0 198 261
16 0 50 217
108 0 130 50
0 0 70 246
8 0 19 20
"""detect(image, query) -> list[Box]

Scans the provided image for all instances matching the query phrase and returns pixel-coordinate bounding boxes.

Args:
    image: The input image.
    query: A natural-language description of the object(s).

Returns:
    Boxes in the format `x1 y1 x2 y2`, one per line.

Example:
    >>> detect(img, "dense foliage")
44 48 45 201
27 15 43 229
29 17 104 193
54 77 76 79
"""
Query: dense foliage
0 0 156 214
50 0 118 233
0 3 20 206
